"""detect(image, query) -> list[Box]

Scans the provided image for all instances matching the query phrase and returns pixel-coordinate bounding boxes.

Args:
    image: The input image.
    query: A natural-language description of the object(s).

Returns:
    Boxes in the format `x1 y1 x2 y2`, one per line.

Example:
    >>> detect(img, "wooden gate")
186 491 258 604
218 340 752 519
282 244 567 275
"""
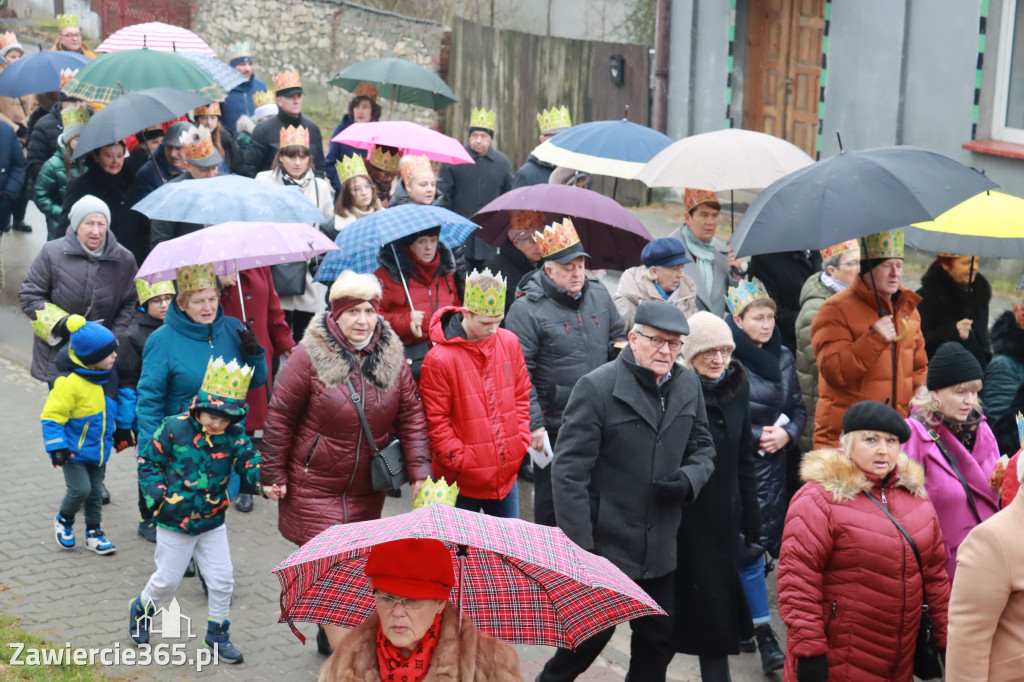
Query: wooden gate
92 0 193 38
742 0 825 157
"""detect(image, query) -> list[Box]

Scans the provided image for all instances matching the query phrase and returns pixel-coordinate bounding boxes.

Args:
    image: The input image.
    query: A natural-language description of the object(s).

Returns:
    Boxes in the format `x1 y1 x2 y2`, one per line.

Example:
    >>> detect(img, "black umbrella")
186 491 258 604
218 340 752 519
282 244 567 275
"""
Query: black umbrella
73 87 212 160
730 145 998 258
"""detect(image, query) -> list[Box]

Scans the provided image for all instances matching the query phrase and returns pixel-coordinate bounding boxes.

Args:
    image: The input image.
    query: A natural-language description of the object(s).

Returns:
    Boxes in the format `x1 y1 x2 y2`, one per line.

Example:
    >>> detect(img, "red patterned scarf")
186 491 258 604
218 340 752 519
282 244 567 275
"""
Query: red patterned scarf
375 613 443 682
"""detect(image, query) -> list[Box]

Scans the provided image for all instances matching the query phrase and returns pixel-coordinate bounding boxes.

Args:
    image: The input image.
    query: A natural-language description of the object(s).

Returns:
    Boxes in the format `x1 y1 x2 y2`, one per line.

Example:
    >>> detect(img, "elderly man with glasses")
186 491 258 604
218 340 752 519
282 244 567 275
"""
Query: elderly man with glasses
52 14 96 58
541 299 717 682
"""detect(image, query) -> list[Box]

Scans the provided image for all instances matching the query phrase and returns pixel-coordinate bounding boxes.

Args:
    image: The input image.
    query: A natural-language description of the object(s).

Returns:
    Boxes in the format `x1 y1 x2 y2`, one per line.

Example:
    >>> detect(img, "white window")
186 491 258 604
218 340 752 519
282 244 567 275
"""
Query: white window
993 0 1024 143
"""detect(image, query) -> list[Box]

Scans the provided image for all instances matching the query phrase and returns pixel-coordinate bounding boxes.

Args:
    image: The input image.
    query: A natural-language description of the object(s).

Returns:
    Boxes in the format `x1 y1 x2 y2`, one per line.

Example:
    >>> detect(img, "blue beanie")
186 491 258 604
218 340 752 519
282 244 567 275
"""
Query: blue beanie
66 315 118 365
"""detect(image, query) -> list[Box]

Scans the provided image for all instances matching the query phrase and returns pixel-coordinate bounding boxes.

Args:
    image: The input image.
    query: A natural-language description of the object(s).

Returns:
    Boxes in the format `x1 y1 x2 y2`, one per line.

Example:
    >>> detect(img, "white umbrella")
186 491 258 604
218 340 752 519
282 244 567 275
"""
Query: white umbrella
96 22 216 56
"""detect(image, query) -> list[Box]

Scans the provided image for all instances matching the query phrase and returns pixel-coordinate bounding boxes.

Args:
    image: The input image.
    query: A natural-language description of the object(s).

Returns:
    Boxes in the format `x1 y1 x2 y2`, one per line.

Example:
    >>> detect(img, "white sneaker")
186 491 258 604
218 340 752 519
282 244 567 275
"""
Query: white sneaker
85 528 116 555
54 514 74 549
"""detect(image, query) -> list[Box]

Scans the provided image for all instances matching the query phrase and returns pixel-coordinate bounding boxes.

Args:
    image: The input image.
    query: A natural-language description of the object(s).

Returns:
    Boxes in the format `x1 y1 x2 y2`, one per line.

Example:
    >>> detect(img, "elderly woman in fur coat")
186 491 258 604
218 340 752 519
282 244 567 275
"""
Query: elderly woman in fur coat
262 270 431 655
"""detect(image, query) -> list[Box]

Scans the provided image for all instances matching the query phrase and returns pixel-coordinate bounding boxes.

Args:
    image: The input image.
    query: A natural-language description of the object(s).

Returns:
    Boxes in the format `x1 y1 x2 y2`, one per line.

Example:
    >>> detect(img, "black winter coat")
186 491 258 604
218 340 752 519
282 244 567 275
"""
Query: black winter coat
61 159 150 265
747 250 821 353
26 103 62 188
437 144 513 263
114 308 162 390
552 346 717 580
148 172 205 248
483 238 541 315
512 154 554 188
673 362 762 656
241 110 324 177
916 260 992 366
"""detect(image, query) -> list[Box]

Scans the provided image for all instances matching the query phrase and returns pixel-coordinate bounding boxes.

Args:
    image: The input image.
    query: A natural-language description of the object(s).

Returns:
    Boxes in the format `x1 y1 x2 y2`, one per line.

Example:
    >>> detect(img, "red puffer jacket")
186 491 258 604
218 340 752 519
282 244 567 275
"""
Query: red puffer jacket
419 307 532 500
261 313 431 546
375 242 460 347
778 449 951 682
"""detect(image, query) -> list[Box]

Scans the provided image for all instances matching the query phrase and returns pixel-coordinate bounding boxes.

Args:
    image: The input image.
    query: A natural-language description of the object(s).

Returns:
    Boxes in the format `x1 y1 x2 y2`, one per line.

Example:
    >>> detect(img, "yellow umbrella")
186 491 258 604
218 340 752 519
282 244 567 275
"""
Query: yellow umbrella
908 190 1024 257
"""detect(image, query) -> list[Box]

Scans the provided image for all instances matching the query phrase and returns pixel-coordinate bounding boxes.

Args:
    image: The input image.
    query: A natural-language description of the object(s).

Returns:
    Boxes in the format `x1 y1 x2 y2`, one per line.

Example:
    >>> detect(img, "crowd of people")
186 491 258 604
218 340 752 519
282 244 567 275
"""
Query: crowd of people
6 15 1024 682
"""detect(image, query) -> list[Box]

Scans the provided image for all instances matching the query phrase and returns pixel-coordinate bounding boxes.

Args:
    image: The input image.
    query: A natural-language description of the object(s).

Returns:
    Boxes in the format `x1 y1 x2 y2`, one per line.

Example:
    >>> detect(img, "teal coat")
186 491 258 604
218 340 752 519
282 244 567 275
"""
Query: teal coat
34 142 83 240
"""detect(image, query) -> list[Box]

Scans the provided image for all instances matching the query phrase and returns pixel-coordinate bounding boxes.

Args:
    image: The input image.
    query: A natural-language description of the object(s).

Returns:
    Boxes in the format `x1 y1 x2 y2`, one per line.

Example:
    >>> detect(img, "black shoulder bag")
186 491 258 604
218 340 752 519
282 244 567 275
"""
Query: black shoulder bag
863 491 944 680
345 378 407 492
915 416 983 524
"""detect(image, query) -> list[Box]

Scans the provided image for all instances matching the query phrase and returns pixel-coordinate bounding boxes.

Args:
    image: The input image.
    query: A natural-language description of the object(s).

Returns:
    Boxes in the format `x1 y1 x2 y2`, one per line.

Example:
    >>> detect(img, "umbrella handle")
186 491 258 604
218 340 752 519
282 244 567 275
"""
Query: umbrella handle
235 261 247 323
456 544 468 633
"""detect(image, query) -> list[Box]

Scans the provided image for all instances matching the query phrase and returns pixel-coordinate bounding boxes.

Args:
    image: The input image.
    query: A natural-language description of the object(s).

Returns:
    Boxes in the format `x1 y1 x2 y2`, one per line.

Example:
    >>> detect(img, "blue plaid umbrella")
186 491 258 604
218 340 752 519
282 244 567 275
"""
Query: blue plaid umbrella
315 204 478 282
178 51 247 92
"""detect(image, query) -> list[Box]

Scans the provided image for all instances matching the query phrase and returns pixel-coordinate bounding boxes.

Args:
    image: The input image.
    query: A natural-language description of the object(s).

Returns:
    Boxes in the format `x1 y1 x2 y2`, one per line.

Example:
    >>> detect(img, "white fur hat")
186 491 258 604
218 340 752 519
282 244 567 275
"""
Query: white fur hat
681 311 735 367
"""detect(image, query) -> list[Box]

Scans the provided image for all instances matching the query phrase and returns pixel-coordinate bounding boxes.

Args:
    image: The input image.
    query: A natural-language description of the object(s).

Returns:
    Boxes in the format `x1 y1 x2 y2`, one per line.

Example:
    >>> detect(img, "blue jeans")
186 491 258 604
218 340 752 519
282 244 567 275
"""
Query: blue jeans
739 556 771 624
455 484 519 518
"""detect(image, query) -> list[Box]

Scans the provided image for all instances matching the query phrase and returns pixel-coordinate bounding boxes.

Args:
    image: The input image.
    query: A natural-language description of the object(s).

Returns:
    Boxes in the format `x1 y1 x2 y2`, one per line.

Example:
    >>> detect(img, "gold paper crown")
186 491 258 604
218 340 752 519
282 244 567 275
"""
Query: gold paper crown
510 210 546 234
337 154 368 184
820 239 859 261
180 125 216 163
412 478 459 510
279 124 309 149
400 154 432 184
861 229 905 260
194 102 221 117
354 81 378 99
136 278 175 305
175 263 218 292
726 277 771 315
273 70 301 93
61 106 90 129
31 302 69 343
537 105 571 134
252 89 274 108
470 107 496 131
534 218 581 258
226 43 252 60
464 268 507 317
57 13 78 30
200 356 254 402
368 144 401 172
684 188 719 213
59 68 78 89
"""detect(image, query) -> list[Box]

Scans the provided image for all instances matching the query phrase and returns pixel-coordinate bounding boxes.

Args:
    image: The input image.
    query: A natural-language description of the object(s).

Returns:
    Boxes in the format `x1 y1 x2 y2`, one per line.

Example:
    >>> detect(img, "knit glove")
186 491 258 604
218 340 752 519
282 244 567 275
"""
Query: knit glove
237 325 261 356
113 428 136 453
796 655 828 681
651 469 693 502
50 448 71 467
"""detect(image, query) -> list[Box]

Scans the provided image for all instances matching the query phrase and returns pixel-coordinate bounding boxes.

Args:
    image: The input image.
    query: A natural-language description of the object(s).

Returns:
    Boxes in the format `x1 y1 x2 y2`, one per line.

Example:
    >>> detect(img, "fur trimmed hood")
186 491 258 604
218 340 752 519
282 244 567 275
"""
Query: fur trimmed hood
376 240 457 283
800 447 927 502
301 312 405 390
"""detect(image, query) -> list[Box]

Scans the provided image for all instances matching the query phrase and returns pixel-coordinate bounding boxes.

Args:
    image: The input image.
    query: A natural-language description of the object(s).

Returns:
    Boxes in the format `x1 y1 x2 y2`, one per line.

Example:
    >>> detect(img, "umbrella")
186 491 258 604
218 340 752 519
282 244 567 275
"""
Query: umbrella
137 222 338 320
906 190 1024 258
96 22 217 56
314 204 478 282
328 57 458 117
61 49 226 104
472 184 653 271
273 503 664 648
332 121 474 166
0 51 90 98
178 51 247 92
132 174 326 225
730 146 999 257
530 119 674 180
73 88 212 160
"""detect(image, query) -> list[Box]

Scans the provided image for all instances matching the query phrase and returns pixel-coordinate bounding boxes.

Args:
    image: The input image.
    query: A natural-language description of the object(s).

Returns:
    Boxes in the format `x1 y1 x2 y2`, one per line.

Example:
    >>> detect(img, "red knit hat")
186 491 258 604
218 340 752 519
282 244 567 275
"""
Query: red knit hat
365 539 455 600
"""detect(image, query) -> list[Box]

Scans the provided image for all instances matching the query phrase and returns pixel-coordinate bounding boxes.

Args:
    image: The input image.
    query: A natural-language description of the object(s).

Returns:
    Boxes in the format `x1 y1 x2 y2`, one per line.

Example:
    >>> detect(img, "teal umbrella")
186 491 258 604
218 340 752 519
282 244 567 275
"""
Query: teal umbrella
328 57 457 117
61 48 226 104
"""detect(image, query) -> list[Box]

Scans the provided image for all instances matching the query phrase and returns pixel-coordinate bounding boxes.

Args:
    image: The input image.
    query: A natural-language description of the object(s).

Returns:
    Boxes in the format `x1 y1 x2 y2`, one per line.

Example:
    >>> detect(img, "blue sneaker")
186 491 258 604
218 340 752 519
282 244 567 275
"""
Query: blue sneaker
205 619 244 664
54 514 74 549
128 597 155 645
85 528 116 555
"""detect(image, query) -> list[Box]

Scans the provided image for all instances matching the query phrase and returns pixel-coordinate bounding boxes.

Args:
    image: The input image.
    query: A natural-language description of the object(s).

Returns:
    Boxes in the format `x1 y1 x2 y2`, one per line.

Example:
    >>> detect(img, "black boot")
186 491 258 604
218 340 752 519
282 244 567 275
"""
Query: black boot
316 625 333 656
184 558 197 577
234 493 253 512
755 623 785 673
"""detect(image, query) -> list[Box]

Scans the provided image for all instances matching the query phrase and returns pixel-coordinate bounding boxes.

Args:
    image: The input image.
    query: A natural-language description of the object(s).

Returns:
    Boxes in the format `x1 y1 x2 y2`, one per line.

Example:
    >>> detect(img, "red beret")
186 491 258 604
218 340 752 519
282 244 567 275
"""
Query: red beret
365 538 454 600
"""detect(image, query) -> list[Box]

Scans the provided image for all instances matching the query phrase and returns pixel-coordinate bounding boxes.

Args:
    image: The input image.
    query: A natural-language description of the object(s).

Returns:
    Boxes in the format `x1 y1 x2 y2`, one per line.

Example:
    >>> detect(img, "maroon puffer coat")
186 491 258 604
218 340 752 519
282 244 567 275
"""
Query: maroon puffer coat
777 449 951 682
261 313 431 546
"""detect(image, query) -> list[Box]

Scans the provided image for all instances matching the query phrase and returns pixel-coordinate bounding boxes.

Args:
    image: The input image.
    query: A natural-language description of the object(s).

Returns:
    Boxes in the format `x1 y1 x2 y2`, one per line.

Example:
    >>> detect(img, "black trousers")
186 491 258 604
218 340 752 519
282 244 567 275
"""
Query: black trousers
532 428 558 527
538 572 675 682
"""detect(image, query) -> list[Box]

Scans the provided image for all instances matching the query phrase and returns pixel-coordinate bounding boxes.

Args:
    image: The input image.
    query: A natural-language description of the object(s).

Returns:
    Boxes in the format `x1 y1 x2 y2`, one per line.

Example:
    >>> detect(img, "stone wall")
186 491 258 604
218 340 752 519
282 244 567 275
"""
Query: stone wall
193 0 446 130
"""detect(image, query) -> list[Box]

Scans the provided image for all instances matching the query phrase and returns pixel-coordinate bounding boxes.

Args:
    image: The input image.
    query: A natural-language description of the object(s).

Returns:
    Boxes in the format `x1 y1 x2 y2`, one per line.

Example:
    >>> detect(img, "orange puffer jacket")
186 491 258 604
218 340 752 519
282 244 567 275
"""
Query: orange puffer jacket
810 278 927 448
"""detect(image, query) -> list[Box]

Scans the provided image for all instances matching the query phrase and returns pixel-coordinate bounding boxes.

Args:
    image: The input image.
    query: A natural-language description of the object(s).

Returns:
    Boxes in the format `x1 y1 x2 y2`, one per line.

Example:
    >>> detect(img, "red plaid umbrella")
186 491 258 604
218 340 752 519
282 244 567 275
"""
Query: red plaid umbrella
272 504 664 649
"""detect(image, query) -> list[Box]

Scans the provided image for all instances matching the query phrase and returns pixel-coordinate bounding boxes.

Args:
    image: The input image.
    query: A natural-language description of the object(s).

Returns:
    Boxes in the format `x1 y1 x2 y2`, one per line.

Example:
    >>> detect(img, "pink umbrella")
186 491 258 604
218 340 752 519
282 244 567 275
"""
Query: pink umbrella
96 22 217 56
332 121 475 165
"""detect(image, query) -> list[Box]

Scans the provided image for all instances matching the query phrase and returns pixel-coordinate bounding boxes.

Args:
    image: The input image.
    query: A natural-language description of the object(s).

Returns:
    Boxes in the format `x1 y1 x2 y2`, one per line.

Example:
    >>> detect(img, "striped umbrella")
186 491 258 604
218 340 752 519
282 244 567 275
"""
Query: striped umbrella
96 22 216 56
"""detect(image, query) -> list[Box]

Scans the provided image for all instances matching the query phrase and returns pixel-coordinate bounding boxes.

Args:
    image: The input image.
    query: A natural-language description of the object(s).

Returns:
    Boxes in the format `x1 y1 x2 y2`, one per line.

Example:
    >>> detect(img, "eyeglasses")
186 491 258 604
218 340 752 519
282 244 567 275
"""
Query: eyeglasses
637 332 682 352
700 347 734 360
149 295 174 306
374 591 432 613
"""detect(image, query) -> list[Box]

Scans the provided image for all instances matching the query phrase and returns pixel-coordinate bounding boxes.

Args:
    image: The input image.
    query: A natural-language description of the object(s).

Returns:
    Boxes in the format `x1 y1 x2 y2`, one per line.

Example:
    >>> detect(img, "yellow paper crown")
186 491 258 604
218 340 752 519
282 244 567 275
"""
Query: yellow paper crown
226 43 252 60
194 102 221 117
412 478 459 510
59 68 78 89
726 277 771 315
200 356 254 402
368 144 401 172
464 268 507 317
861 229 904 260
337 154 368 184
273 70 301 93
57 13 78 30
31 302 69 343
509 210 546 234
820 239 859 261
175 263 218 292
534 218 581 258
279 124 309 149
180 125 216 163
252 89 274 108
61 106 90 129
537 105 571 134
136 278 176 305
470 107 496 131
400 154 433 184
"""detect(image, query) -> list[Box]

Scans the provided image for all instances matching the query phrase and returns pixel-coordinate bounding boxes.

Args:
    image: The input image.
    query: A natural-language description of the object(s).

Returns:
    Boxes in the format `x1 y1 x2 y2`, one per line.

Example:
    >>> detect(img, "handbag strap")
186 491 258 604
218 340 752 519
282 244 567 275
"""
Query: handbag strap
345 378 381 456
915 415 983 524
863 491 929 608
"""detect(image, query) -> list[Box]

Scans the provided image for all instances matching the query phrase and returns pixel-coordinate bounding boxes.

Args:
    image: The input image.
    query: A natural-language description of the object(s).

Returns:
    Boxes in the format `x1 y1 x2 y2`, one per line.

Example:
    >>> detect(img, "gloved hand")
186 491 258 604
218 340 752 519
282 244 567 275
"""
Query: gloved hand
742 526 764 547
651 469 692 502
237 325 261 356
53 315 71 341
113 428 136 452
50 448 71 467
796 654 828 681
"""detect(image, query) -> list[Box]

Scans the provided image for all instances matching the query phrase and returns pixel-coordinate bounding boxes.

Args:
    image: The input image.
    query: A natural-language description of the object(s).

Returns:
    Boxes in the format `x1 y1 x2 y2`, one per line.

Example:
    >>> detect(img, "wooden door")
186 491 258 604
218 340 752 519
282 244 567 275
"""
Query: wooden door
743 0 825 157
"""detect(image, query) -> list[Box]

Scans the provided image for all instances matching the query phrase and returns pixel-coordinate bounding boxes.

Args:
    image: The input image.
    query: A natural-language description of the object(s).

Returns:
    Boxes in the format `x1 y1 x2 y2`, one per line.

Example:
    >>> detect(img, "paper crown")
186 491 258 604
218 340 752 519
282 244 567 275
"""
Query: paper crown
200 356 254 402
411 478 459 510
509 209 546 234
684 188 720 213
59 68 78 89
180 125 216 163
226 43 252 60
354 81 378 99
537 105 571 134
57 13 78 30
470 107 496 131
136 278 175 305
368 144 401 172
400 154 432 184
1017 412 1024 450
1 32 20 49
252 89 274 108
464 268 507 317
273 70 301 93
31 302 69 343
337 154 368 184
726 277 771 315
194 102 221 117
61 106 90 129
279 124 309 149
1013 300 1024 329
175 263 218 292
534 218 581 258
820 239 859 261
861 229 905 260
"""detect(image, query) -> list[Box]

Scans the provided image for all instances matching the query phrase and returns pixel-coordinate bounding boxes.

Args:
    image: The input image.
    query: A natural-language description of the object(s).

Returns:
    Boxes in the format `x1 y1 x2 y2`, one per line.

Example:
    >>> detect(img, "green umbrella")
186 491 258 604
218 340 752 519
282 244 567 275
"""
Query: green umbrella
328 57 457 117
61 48 226 104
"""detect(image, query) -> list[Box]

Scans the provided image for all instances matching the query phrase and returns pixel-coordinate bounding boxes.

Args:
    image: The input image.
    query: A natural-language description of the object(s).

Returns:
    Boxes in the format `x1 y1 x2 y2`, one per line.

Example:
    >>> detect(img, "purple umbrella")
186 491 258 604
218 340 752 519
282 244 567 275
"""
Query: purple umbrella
472 184 653 271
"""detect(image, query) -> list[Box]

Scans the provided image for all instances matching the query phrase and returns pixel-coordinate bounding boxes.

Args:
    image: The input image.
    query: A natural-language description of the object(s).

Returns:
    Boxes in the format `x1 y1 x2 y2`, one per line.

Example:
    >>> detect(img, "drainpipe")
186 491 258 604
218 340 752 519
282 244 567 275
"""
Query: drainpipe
653 0 671 133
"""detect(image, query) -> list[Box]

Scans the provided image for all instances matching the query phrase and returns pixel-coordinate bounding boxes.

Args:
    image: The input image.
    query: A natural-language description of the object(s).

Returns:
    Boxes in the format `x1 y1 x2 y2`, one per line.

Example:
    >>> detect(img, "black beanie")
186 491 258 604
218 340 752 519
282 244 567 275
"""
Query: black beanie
842 400 911 442
927 342 983 390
